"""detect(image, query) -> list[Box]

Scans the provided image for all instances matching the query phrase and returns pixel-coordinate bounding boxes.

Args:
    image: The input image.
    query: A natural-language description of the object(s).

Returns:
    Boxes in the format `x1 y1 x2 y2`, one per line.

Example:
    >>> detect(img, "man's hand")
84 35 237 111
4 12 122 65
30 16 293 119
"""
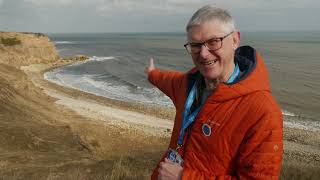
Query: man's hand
158 158 183 180
145 57 155 76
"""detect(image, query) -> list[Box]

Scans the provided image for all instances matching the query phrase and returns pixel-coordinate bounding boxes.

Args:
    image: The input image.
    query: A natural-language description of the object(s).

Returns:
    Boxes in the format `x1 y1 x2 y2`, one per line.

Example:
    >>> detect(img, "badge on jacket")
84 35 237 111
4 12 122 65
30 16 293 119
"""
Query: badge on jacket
167 148 184 166
202 123 212 136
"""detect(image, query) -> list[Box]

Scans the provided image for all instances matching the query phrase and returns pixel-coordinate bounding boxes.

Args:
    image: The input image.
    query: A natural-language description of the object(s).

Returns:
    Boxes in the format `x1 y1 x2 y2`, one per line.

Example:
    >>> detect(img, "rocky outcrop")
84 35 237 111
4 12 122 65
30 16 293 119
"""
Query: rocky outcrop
0 32 59 67
63 54 89 61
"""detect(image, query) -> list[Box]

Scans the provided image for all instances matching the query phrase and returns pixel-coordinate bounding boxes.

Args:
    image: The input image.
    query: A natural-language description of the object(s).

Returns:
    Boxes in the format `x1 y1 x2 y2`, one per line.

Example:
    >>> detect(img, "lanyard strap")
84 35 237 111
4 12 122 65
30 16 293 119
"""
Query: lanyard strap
227 63 240 83
178 78 201 146
177 63 240 147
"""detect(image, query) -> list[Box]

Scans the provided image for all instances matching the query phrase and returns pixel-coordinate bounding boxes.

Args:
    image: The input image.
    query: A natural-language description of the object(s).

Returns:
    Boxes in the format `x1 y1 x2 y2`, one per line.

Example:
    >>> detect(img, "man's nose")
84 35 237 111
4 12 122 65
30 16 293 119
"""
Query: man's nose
199 44 211 59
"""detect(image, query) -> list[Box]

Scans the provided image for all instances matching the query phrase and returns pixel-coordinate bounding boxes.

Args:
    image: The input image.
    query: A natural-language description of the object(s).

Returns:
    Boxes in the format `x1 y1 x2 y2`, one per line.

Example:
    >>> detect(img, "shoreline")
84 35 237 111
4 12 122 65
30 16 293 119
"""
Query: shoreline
42 62 320 150
43 58 320 133
36 60 320 148
21 61 175 137
19 60 320 177
39 60 176 120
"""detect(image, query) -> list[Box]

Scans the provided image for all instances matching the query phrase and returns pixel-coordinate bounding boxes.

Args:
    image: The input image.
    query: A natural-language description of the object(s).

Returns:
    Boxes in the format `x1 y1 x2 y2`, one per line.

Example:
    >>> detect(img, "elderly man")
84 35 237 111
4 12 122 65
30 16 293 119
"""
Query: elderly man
145 5 283 180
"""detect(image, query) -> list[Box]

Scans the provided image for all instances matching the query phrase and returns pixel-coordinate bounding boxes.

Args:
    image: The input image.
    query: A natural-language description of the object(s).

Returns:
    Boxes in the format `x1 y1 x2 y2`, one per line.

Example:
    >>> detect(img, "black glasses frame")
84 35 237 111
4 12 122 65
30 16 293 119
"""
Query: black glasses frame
184 31 234 54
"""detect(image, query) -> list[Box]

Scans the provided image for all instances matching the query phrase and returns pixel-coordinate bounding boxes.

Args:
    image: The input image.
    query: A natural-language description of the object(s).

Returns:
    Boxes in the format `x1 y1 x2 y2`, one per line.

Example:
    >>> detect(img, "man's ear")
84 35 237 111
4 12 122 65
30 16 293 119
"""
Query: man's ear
233 31 240 50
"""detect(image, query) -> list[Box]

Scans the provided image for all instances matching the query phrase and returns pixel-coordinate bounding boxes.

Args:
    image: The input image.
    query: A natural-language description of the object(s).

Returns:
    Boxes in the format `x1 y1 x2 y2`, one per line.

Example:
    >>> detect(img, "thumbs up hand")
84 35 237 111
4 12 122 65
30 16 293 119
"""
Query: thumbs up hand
145 57 156 76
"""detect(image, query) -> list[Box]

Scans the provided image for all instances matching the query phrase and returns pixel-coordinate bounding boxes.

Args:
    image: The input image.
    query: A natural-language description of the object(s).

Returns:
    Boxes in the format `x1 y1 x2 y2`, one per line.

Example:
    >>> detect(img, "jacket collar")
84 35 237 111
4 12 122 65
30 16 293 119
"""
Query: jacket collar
187 46 271 103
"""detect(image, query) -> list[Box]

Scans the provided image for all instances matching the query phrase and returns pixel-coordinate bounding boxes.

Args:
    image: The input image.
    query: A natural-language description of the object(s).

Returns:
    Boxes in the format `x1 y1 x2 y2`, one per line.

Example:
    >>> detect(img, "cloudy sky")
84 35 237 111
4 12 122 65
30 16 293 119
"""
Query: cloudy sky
0 0 319 33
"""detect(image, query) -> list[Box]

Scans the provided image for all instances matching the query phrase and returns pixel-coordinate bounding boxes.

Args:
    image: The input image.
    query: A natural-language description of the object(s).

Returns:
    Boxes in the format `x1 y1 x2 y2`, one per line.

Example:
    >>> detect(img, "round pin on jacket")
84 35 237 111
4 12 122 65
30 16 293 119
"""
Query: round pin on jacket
202 123 212 136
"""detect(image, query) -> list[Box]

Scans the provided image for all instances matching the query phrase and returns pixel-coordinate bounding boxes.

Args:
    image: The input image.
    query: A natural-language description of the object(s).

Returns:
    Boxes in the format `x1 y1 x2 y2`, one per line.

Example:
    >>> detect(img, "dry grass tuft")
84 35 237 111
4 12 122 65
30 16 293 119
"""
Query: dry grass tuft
281 163 320 180
104 156 150 180
107 157 132 180
0 37 22 46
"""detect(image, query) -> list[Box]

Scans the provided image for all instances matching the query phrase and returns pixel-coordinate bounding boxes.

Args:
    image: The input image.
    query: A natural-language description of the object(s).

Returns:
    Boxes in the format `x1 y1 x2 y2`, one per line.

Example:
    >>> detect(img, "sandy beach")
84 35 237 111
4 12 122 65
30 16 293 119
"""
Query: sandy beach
0 32 319 179
22 63 174 138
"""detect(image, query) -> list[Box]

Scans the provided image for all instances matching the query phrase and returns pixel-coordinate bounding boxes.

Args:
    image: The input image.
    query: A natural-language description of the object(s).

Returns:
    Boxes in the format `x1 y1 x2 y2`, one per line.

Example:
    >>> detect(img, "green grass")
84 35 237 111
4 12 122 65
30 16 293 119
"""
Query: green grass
1 37 22 46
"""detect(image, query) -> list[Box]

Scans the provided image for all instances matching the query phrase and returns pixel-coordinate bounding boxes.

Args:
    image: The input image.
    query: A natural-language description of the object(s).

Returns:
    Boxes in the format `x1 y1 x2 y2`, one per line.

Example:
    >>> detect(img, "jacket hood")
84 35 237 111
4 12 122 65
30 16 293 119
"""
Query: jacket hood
187 46 271 102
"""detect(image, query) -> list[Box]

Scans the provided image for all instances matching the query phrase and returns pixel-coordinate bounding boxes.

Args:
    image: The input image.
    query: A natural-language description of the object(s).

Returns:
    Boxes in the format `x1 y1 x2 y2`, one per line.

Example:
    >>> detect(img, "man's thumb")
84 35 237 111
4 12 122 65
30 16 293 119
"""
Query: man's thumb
149 58 154 67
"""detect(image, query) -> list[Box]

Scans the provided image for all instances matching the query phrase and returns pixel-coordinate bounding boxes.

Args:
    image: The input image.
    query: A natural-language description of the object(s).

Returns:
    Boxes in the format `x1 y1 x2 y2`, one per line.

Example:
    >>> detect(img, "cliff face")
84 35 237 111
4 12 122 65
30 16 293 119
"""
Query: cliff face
0 32 59 66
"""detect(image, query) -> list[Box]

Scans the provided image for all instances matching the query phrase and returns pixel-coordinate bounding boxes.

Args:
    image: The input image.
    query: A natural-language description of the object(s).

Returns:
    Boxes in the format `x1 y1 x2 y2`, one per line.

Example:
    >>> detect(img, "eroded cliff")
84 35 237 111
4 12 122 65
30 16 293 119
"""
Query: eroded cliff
0 32 59 66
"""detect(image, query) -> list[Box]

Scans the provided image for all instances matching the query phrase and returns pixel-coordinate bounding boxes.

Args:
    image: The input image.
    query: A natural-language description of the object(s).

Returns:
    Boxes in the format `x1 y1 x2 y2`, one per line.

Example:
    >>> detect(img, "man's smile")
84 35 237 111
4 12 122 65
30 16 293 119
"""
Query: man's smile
199 59 218 66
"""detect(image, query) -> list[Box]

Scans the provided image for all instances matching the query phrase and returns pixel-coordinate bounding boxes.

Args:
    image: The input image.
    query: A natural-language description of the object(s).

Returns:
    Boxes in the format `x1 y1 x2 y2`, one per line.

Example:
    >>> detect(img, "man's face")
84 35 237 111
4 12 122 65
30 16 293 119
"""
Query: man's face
187 20 240 82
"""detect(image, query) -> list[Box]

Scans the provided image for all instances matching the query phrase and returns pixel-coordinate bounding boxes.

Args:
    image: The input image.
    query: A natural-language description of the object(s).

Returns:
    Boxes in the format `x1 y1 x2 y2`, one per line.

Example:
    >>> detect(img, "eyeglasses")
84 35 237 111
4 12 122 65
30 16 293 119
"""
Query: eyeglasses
184 31 234 54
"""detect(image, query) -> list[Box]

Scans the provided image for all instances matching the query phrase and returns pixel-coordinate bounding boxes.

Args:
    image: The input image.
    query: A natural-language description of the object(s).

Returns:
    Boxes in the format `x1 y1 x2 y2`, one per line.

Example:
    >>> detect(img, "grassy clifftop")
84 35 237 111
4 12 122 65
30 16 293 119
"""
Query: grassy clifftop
0 63 94 179
0 32 59 66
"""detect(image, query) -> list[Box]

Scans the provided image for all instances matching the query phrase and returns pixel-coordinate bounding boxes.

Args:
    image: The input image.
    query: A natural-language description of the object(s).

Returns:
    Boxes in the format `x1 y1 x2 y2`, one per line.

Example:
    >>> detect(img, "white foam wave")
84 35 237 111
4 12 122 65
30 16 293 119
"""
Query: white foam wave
44 70 172 107
80 75 172 106
88 56 116 62
281 109 319 131
282 110 298 117
54 56 116 68
284 120 320 132
54 41 73 44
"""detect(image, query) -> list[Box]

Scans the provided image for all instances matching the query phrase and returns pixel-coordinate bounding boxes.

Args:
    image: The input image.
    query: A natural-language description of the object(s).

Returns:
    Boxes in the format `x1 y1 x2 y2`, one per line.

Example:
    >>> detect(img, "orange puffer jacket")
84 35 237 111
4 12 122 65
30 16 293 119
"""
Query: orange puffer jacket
148 46 283 180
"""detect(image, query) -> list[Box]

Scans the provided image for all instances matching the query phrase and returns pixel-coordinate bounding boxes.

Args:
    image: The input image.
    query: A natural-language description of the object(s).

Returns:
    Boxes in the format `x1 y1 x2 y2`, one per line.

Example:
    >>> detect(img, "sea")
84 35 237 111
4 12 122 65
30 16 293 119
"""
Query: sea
45 31 320 131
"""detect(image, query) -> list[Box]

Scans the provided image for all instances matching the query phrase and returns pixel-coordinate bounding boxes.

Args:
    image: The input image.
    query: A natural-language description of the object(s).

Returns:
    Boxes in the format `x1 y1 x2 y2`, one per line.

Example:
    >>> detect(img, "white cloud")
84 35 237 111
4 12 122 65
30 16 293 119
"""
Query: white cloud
1 0 319 32
94 0 320 17
95 0 214 17
25 0 80 7
23 0 320 13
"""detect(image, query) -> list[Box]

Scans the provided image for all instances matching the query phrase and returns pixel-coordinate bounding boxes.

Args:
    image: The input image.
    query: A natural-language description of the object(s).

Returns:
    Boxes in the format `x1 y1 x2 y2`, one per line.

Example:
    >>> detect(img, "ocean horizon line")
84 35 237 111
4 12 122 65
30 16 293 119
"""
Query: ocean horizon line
3 29 320 35
44 30 320 35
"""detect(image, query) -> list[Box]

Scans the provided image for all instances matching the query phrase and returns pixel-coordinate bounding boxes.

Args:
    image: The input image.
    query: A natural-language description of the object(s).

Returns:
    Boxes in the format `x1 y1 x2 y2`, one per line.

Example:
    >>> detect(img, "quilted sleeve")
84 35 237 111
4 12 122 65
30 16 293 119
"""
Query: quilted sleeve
148 68 184 106
235 110 283 179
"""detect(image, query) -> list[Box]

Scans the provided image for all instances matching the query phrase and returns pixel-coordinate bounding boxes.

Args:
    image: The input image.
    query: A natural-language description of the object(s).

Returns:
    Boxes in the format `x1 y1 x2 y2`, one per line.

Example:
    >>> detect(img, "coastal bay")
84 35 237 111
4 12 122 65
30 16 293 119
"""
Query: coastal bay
0 32 319 179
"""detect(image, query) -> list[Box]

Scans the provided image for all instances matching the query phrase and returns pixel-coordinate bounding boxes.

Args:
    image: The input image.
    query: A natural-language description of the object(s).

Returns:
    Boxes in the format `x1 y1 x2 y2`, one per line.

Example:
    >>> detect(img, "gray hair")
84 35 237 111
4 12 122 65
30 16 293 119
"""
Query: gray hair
186 5 236 33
